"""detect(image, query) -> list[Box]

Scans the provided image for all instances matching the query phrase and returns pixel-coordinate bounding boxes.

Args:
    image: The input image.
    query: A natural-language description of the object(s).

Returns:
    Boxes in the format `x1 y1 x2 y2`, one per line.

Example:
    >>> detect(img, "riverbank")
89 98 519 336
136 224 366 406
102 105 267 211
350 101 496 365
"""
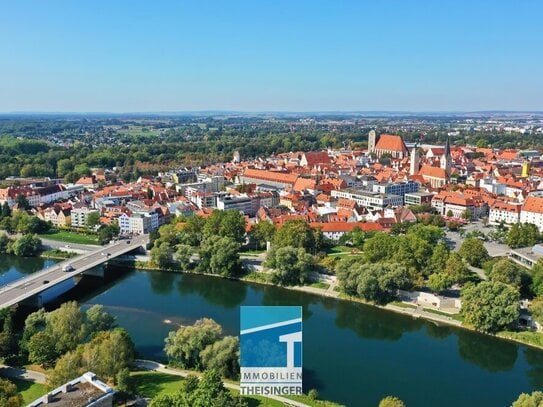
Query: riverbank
108 257 543 352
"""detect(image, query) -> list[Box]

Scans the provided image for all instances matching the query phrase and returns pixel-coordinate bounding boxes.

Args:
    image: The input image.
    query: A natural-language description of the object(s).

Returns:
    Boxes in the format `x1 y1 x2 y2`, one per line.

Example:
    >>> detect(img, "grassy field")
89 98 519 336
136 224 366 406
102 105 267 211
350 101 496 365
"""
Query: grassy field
326 245 354 254
131 371 343 406
39 230 100 245
13 379 47 405
498 331 543 348
309 282 330 289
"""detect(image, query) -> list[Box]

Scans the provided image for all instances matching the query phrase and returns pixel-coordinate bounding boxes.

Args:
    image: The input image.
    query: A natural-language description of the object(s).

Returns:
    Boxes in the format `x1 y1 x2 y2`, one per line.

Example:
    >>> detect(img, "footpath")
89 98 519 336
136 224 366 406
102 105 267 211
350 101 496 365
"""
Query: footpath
134 359 311 407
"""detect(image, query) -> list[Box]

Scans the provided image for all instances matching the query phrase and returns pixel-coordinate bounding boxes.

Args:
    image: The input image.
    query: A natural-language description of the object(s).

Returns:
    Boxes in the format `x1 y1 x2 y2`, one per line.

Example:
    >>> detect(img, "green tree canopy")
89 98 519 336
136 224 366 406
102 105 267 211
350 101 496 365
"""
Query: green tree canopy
511 391 543 407
490 259 522 288
506 223 540 249
458 237 489 268
164 318 223 369
0 377 23 407
200 336 240 380
379 396 406 407
266 246 314 286
461 281 520 333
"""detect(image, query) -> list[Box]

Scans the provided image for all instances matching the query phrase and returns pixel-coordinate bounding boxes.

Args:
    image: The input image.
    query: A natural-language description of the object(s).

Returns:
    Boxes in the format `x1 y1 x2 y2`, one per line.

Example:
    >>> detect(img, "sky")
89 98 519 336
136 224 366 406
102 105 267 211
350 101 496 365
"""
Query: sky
0 1 542 112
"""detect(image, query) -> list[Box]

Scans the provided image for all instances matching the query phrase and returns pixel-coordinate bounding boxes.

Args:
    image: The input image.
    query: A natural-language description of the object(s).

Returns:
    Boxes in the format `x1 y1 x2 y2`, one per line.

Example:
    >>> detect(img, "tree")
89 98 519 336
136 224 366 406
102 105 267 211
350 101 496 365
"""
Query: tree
461 209 473 222
266 246 313 286
531 261 543 297
425 242 450 276
0 234 12 254
203 210 246 244
200 336 240 379
507 223 540 249
115 368 136 401
48 348 84 387
458 237 489 268
308 389 319 400
529 297 543 326
175 244 193 270
446 209 453 217
97 224 119 245
0 202 11 219
85 211 101 228
407 224 444 245
379 396 406 407
151 241 175 269
337 262 412 304
250 221 276 248
0 378 23 407
192 369 247 407
363 233 397 263
461 281 520 333
511 391 543 407
10 234 41 257
427 272 454 293
46 301 86 356
27 331 59 367
490 259 522 288
82 328 135 382
272 220 316 251
164 318 223 369
443 253 471 284
15 194 30 210
148 370 247 407
198 236 241 277
208 238 241 277
86 304 116 333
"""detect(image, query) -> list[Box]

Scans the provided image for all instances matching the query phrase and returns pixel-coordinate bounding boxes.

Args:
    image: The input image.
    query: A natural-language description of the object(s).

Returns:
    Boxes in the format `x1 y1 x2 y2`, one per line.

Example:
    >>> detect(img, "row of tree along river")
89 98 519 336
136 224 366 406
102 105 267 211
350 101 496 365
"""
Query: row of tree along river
4 256 543 407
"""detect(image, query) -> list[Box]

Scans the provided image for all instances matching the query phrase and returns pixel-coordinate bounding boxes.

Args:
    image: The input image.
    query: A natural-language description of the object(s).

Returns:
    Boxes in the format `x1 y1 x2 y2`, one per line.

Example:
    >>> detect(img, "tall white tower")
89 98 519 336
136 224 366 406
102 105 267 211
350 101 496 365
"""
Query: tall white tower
368 130 377 154
410 144 420 176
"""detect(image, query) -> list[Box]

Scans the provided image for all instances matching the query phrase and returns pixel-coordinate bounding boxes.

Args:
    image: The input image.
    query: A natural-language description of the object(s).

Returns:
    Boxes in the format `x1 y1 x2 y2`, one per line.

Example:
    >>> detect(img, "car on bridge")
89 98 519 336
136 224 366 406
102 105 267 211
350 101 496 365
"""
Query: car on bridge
62 264 74 272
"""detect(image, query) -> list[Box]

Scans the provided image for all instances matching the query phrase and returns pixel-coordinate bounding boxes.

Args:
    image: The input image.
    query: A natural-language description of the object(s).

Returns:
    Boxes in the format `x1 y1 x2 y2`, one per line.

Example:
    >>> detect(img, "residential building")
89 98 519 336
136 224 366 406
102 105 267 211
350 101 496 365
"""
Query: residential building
520 195 543 232
29 372 114 407
238 169 299 189
331 189 403 210
71 206 100 228
217 194 254 215
489 201 522 225
404 192 434 206
372 180 420 202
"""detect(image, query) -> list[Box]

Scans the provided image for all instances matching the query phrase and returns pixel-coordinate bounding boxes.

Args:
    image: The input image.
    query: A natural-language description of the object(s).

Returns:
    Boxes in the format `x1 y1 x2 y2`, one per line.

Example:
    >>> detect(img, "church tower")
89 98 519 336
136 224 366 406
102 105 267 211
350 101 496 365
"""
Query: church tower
440 136 452 174
410 144 420 176
368 130 377 154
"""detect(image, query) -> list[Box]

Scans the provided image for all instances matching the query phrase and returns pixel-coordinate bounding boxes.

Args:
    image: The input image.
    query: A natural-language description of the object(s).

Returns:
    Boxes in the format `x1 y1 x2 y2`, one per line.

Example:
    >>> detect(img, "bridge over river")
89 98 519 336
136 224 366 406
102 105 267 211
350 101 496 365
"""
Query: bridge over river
0 235 148 308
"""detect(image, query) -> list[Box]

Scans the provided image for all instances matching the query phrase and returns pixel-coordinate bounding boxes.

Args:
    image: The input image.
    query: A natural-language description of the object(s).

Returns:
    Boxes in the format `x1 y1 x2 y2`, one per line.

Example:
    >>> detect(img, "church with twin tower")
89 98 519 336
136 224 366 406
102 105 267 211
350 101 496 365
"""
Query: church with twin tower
369 130 452 187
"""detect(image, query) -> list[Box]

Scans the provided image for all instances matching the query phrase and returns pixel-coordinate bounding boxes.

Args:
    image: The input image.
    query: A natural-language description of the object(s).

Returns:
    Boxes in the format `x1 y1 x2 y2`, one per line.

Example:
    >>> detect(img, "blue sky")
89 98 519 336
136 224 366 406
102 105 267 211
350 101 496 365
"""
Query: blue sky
0 1 542 112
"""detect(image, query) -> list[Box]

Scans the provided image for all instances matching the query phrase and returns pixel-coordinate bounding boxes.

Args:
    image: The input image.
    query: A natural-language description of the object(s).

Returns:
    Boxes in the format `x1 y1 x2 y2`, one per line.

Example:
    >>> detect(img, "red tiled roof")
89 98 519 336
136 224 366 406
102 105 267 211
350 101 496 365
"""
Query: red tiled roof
310 222 384 233
418 166 447 179
243 169 299 185
523 196 543 214
375 134 408 153
302 151 331 165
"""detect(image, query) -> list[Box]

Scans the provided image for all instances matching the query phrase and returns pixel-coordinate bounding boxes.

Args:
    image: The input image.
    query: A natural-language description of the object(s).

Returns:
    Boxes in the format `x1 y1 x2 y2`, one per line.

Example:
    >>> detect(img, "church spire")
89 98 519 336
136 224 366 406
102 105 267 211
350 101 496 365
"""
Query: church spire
440 136 452 173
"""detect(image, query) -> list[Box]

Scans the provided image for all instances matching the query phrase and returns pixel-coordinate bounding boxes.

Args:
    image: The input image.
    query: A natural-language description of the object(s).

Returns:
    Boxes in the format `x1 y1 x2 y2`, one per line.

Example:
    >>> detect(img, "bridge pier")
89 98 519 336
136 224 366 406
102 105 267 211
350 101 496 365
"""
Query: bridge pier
82 267 105 278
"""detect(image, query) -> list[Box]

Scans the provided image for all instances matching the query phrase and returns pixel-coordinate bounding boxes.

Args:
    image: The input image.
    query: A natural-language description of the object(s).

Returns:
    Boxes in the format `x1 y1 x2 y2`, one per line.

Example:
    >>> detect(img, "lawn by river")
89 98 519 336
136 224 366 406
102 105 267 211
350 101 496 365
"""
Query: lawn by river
47 267 543 407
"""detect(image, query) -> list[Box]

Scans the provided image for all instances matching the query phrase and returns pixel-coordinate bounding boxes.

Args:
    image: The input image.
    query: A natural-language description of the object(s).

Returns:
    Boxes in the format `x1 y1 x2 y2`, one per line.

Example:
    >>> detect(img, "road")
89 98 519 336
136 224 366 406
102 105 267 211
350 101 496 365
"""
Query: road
0 364 46 384
0 235 148 309
134 360 311 407
444 221 510 257
40 238 99 253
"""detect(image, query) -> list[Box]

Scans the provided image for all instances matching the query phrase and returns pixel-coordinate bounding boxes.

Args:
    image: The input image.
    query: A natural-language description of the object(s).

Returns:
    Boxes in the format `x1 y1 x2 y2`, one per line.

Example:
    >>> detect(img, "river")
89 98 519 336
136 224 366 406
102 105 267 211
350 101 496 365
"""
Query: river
6 259 543 407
